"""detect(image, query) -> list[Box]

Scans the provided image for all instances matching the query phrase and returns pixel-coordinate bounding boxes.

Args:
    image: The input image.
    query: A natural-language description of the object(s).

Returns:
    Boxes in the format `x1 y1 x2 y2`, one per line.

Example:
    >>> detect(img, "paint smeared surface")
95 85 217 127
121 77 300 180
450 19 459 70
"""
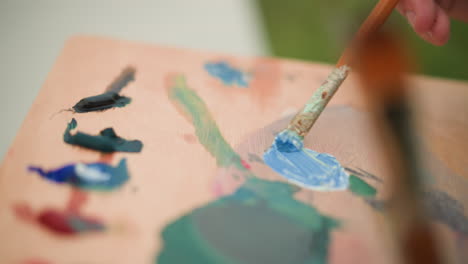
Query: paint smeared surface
28 158 129 191
158 75 339 264
205 61 249 87
64 118 143 153
263 134 349 191
72 67 134 113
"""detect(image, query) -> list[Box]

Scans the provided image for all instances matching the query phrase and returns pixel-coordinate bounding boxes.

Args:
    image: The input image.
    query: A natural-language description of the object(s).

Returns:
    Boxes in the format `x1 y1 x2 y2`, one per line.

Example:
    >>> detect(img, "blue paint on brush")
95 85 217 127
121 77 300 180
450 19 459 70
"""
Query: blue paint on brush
274 130 304 152
28 158 129 191
204 61 249 87
264 131 349 191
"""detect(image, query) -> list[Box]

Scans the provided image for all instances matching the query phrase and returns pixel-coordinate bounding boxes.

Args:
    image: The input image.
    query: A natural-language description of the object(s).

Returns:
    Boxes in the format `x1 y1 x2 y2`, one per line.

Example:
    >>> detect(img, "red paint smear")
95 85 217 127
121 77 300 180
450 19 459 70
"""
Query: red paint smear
12 203 75 236
15 207 103 236
12 188 102 236
37 209 76 235
241 159 251 170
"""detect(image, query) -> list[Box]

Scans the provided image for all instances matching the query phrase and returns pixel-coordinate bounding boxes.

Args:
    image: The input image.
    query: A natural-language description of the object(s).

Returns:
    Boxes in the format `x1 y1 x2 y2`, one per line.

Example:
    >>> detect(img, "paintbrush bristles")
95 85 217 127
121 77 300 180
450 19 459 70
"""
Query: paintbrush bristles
286 66 350 138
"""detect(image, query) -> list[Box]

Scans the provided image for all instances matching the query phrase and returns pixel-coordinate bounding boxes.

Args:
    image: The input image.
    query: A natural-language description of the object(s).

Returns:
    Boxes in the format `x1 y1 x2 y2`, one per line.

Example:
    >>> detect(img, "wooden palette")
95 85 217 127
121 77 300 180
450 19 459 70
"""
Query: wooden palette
0 36 467 264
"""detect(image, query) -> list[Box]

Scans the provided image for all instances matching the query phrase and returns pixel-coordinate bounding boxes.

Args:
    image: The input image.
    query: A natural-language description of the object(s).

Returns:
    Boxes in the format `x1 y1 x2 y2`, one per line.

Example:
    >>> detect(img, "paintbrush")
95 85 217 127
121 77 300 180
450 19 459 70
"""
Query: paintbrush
271 0 399 152
355 31 443 264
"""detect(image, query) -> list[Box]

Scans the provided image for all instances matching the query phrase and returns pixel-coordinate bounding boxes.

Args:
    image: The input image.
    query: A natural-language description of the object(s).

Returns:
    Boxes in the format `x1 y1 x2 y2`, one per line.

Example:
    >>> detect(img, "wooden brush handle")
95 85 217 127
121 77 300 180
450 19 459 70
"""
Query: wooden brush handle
336 0 400 67
285 0 399 138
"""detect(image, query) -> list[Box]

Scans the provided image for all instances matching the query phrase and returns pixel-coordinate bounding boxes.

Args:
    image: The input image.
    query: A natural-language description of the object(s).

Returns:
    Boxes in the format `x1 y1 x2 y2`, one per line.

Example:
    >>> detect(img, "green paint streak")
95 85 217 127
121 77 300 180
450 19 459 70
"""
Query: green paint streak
64 118 143 153
349 175 377 198
158 75 339 264
168 76 244 170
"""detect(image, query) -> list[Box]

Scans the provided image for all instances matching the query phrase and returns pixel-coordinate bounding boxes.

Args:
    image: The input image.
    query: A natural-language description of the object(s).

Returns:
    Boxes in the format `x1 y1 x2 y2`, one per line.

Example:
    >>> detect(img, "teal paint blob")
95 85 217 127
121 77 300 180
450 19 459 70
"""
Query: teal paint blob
204 61 249 87
28 158 130 191
157 178 338 264
348 175 377 198
158 76 339 264
64 118 143 153
263 134 349 191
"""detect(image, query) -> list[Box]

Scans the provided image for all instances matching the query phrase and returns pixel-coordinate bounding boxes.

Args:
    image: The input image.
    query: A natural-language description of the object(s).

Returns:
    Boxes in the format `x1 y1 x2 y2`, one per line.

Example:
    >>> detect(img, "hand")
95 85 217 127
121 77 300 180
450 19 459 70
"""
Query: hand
397 0 468 45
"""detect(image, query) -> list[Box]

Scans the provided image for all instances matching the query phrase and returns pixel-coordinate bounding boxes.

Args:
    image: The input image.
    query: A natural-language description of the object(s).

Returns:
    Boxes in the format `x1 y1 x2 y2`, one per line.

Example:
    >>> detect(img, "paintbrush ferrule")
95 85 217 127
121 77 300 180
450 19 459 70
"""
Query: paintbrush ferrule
286 65 350 138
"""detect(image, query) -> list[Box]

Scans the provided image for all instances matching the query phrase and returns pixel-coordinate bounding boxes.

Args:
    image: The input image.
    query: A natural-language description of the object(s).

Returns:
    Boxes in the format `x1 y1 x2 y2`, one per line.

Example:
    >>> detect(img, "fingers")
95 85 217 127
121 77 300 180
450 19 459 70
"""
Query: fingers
397 0 451 45
428 6 451 45
437 0 468 23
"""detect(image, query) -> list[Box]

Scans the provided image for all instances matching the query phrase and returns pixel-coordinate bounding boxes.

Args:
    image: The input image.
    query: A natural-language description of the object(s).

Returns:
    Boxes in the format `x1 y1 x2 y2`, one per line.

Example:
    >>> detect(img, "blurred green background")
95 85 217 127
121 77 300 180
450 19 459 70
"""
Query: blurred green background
258 0 468 80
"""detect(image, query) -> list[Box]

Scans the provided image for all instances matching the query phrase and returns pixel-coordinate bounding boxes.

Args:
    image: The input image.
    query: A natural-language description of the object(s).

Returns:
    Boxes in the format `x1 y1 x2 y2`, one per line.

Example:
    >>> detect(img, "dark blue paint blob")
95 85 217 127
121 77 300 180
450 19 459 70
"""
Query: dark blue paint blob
28 158 130 191
72 92 131 113
72 67 135 113
204 61 249 87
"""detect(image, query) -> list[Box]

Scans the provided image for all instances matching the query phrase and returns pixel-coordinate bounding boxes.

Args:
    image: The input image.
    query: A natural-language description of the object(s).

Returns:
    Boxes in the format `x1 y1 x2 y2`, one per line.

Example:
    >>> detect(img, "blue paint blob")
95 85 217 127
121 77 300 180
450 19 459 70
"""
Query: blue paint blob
274 130 304 152
264 135 349 191
28 158 129 191
204 61 249 87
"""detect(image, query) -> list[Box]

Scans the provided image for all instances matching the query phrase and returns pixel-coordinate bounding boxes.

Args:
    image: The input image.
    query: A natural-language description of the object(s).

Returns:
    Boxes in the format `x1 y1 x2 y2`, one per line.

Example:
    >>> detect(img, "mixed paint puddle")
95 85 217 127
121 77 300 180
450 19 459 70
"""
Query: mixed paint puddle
157 177 338 264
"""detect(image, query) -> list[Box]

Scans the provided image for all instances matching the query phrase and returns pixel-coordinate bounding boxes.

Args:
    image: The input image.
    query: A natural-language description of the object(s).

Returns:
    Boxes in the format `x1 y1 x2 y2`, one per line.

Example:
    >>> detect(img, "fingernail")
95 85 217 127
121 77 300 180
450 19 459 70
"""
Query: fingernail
406 11 415 26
